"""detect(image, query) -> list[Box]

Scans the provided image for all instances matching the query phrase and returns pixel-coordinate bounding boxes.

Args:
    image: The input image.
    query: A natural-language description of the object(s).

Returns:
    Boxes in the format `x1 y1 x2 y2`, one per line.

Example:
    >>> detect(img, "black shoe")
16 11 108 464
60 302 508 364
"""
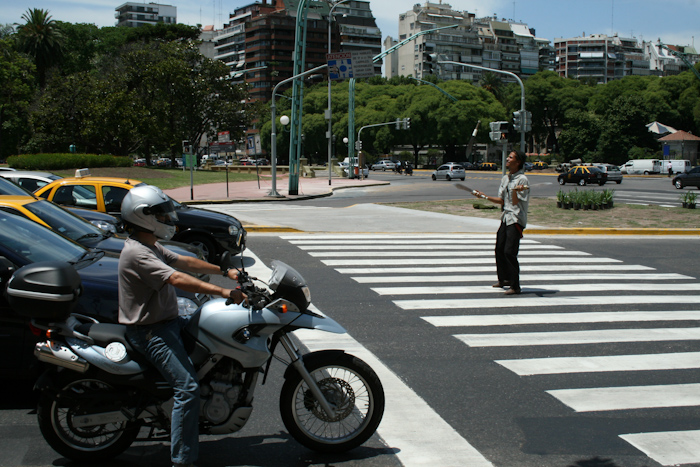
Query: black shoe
504 287 521 295
492 281 510 288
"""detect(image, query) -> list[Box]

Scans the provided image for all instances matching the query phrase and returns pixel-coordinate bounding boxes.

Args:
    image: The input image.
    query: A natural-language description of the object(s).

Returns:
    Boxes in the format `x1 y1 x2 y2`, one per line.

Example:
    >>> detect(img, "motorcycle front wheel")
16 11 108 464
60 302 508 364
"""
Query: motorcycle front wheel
37 374 141 461
280 351 385 452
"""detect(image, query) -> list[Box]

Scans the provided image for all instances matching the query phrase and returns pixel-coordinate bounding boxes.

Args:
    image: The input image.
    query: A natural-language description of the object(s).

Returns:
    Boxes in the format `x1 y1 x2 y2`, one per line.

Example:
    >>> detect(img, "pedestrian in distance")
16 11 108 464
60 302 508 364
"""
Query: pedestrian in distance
667 160 673 177
472 150 530 295
118 185 246 467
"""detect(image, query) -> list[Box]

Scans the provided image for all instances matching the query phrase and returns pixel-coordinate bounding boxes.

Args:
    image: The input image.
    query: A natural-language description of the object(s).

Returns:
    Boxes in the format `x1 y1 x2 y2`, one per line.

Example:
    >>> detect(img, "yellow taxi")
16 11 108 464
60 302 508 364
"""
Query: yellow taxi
557 165 608 186
34 169 247 261
477 162 498 171
533 161 548 170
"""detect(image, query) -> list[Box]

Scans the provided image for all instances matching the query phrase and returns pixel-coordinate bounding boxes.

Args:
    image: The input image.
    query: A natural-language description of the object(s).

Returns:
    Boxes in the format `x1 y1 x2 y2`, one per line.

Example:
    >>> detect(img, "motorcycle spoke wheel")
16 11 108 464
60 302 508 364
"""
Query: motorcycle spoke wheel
38 376 140 461
280 352 384 452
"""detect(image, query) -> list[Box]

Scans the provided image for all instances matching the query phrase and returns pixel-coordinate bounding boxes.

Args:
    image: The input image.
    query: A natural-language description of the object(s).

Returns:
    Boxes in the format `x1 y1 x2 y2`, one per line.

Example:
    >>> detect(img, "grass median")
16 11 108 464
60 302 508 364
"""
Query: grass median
385 198 700 229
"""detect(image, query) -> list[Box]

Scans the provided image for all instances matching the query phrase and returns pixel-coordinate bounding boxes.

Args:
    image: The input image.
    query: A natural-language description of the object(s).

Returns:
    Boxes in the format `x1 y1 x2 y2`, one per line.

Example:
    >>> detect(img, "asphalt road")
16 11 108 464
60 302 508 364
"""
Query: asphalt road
1 177 698 467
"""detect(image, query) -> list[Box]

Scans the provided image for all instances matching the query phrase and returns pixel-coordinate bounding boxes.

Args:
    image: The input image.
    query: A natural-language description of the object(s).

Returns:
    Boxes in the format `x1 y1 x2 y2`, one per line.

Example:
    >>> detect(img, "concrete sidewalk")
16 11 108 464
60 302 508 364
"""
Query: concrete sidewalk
164 176 700 236
164 174 387 204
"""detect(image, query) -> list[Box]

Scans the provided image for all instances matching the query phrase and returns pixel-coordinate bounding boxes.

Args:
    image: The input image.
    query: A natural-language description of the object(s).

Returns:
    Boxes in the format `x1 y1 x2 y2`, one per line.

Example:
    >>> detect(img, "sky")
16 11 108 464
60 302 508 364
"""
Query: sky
1 0 698 49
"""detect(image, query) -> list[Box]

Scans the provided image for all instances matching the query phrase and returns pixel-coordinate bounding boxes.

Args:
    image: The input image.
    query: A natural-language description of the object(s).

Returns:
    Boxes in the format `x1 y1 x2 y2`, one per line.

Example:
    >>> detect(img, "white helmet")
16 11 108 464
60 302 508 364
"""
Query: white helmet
121 185 178 240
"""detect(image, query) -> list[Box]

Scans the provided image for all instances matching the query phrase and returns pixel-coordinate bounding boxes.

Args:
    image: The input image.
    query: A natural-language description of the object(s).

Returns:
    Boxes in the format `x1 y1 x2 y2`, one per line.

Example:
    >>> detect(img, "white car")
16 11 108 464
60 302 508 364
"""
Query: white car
338 162 369 178
432 163 466 181
371 160 396 171
595 164 623 184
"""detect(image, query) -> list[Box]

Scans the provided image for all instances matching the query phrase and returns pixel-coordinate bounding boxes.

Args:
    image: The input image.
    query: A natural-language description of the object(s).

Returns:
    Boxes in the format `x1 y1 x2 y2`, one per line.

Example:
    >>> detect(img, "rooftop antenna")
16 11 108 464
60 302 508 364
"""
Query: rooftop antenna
611 0 614 36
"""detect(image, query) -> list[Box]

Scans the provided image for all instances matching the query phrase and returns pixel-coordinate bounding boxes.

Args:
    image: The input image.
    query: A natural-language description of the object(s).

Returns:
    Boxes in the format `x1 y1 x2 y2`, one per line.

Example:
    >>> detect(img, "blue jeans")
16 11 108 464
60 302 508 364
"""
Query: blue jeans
126 316 199 464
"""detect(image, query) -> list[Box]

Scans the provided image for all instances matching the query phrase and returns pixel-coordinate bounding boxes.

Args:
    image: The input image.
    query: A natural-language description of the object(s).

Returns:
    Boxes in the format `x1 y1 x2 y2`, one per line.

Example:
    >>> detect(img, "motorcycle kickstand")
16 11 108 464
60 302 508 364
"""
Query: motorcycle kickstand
279 335 336 419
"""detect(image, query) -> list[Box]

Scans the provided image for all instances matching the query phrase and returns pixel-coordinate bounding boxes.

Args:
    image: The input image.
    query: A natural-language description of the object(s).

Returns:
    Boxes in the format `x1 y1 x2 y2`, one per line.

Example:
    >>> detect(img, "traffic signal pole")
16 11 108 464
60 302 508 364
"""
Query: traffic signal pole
439 60 526 152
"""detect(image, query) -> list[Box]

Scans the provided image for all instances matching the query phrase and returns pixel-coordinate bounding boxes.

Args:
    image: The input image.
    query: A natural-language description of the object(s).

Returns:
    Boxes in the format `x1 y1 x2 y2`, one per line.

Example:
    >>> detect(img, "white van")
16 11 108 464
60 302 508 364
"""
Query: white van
621 159 662 175
662 159 690 174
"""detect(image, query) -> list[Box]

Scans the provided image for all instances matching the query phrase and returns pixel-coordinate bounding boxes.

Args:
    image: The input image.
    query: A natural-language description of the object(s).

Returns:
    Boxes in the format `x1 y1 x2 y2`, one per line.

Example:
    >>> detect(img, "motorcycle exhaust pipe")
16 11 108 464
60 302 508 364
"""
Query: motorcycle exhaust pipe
34 341 89 373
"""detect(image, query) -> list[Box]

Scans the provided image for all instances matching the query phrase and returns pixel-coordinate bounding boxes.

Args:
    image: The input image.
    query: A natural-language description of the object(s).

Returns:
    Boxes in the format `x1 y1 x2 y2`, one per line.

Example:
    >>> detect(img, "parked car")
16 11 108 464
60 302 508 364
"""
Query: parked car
523 162 534 171
0 211 206 378
533 161 548 170
0 195 206 269
338 161 369 178
0 170 62 193
557 166 608 186
34 172 247 261
0 175 123 233
134 158 146 167
595 163 623 184
370 160 396 171
462 161 475 170
432 163 466 181
476 162 498 171
672 166 700 189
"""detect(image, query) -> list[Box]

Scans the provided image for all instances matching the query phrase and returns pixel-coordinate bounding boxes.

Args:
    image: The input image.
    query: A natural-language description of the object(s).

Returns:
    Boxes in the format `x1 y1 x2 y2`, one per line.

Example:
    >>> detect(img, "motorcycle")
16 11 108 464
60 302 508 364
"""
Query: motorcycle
404 164 413 176
6 258 385 462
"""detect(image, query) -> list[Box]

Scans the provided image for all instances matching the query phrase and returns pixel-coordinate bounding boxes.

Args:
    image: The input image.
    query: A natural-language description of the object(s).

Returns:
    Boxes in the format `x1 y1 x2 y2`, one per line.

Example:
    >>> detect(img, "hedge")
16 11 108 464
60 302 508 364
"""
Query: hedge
6 154 132 171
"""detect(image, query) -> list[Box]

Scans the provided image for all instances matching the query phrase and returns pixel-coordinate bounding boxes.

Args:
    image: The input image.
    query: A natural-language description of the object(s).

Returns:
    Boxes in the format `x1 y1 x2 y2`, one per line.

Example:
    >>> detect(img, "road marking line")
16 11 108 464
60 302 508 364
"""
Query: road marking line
352 273 692 283
454 327 700 347
620 430 700 466
322 257 619 266
374 282 700 295
396 295 700 310
299 244 559 250
547 383 700 412
311 250 586 258
337 264 653 274
496 351 700 375
423 311 700 327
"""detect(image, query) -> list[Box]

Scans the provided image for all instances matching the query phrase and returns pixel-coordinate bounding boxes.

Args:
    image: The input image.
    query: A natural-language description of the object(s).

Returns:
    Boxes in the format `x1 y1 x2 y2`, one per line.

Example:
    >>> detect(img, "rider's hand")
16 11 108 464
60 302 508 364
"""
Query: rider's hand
226 288 247 305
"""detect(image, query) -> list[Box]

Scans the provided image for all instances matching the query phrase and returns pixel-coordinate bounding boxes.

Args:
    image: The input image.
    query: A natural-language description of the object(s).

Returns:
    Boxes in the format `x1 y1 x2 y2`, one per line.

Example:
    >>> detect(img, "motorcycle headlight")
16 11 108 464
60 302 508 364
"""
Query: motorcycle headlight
90 220 117 234
177 297 199 316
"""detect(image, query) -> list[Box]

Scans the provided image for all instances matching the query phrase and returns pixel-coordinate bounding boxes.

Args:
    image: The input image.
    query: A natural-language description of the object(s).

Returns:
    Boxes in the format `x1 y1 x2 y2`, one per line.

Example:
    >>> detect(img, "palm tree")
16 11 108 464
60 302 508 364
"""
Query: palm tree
15 8 64 86
479 71 504 103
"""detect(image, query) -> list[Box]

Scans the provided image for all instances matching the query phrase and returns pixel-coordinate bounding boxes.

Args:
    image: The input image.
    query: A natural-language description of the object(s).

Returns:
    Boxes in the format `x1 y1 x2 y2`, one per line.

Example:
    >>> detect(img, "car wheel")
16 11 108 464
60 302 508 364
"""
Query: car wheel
644 170 650 175
675 180 684 189
382 167 386 171
186 235 217 262
460 178 465 181
578 179 587 186
616 180 622 184
431 174 437 181
446 175 451 181
558 178 565 185
599 181 605 186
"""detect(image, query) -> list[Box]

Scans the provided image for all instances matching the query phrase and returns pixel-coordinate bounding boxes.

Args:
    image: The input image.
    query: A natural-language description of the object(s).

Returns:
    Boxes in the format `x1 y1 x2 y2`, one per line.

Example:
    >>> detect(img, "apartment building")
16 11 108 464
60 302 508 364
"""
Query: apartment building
209 0 381 103
115 2 176 28
644 41 700 76
554 34 650 83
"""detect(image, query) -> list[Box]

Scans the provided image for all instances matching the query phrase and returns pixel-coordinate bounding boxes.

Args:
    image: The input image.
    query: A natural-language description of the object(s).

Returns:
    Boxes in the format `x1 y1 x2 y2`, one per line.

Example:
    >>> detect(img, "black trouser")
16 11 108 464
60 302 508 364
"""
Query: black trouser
495 222 522 289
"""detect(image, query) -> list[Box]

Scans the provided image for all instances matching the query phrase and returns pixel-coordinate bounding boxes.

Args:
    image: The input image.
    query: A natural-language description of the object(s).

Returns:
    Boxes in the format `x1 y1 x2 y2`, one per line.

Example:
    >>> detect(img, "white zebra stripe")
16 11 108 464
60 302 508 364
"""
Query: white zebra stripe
423 311 700 327
620 430 700 466
373 283 700 295
547 383 700 412
352 273 692 283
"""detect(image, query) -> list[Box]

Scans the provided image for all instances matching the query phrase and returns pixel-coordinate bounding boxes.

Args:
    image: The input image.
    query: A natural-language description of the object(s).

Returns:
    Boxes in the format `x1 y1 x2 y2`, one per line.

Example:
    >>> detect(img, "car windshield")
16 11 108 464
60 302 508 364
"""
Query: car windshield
0 211 87 264
0 177 35 197
23 199 106 241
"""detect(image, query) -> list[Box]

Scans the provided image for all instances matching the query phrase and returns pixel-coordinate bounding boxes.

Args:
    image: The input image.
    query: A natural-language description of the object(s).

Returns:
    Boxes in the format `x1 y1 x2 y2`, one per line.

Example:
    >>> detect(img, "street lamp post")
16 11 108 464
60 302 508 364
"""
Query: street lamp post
269 64 328 197
327 0 351 186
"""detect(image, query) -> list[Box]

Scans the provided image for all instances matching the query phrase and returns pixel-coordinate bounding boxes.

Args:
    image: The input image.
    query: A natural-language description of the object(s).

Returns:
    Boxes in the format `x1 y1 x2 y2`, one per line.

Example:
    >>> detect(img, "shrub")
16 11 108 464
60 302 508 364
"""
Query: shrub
7 154 132 171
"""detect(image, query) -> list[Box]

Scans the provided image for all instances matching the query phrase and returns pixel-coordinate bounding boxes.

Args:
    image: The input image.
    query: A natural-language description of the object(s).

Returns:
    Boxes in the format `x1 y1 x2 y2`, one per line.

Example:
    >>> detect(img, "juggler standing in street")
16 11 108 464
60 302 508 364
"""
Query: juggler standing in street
472 150 530 295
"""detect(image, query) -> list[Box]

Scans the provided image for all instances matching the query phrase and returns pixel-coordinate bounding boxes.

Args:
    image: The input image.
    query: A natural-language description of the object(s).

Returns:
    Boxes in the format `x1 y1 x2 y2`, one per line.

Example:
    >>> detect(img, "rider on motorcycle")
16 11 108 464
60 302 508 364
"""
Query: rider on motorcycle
118 185 245 467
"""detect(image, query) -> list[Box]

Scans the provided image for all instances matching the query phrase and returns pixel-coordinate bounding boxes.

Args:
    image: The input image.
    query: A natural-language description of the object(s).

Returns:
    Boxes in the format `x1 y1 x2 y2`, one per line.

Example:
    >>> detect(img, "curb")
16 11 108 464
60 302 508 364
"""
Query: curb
527 227 700 236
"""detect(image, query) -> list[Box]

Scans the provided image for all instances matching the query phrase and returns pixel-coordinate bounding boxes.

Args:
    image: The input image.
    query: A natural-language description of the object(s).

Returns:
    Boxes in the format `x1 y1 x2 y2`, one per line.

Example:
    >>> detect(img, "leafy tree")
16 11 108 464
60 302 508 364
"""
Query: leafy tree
558 109 602 161
0 37 36 159
15 8 64 87
596 94 656 164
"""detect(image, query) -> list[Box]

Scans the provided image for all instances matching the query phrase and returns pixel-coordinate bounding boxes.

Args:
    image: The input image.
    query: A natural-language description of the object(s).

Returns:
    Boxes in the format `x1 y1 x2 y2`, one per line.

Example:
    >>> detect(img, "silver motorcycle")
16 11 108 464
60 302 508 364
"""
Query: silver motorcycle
7 259 385 461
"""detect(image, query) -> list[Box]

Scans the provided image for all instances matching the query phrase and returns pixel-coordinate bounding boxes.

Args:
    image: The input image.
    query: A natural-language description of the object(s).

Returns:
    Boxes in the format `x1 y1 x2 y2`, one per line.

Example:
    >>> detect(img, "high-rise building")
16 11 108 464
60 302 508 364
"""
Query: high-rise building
554 34 650 83
115 2 176 28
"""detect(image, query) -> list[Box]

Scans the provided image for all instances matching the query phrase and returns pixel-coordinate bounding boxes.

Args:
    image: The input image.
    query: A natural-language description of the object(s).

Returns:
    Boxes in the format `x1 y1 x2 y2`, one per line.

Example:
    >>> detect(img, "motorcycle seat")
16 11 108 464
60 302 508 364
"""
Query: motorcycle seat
75 322 134 352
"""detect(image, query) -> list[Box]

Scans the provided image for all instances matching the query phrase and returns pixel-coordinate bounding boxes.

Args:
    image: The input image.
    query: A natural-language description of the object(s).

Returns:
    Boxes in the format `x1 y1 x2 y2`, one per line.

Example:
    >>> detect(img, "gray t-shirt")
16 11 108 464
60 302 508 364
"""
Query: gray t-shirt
498 169 529 227
118 236 180 325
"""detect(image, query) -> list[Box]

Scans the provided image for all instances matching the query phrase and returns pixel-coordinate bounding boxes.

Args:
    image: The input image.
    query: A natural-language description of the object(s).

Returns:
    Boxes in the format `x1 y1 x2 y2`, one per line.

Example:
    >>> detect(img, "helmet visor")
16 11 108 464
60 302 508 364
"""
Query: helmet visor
144 200 178 225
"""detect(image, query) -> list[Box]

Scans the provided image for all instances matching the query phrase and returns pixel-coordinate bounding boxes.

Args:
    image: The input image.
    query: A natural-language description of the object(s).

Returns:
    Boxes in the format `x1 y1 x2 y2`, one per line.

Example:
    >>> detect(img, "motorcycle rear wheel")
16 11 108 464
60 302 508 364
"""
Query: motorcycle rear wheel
37 374 141 461
280 351 384 452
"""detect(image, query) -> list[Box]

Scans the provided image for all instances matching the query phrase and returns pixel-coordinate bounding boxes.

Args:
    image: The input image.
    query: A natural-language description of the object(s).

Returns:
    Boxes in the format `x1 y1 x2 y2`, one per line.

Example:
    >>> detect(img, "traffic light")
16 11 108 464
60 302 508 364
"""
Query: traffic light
395 119 401 130
423 52 437 74
489 121 508 142
355 140 362 151
513 110 522 132
523 110 532 132
182 140 191 154
403 118 411 130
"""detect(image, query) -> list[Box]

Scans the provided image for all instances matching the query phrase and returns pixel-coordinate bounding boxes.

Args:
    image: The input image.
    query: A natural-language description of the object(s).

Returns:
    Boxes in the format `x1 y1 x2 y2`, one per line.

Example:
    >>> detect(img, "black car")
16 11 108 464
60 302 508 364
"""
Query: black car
0 211 206 378
557 166 608 186
672 166 700 189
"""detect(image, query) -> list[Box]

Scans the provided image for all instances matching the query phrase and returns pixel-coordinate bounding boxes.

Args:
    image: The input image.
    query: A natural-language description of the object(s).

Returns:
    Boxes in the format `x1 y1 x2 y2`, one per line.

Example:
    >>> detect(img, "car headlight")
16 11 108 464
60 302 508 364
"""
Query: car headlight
90 220 117 234
177 297 199 316
228 224 239 236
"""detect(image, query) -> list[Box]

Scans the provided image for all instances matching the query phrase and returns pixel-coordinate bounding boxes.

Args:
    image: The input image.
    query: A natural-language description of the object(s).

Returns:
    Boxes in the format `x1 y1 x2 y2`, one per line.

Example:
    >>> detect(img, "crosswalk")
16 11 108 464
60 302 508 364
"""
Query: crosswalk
281 233 700 466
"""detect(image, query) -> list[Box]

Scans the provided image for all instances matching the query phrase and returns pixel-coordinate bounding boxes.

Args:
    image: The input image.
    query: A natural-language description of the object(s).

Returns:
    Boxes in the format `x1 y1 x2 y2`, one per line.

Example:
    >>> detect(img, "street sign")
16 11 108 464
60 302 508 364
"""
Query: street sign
327 50 375 80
